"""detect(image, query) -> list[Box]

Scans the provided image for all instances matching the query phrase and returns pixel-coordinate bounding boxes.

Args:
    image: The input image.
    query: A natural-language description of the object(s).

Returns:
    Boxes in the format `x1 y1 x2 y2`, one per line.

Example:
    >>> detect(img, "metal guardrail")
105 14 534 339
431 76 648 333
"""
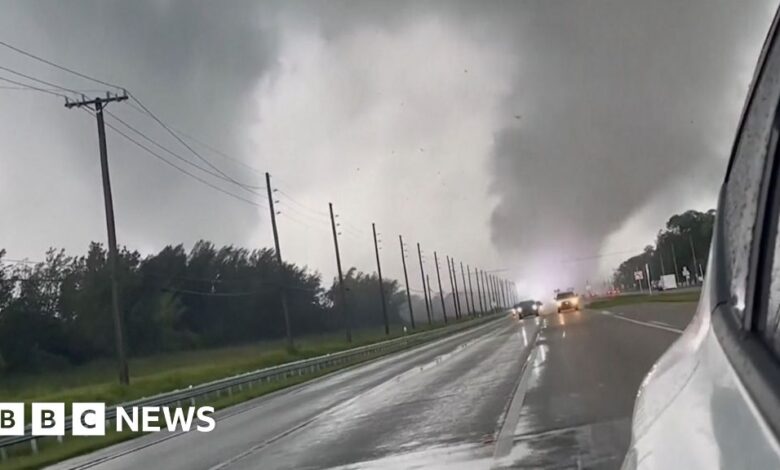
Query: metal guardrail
0 313 502 460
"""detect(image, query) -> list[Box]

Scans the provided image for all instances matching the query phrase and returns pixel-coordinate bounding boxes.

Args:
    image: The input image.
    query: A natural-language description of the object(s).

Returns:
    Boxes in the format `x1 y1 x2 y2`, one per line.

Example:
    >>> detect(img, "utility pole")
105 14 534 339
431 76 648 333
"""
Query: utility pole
265 173 293 351
329 203 351 342
479 270 488 312
399 236 415 330
658 243 666 276
418 243 432 325
66 92 129 385
671 242 680 284
427 274 434 321
475 268 484 313
373 223 389 335
452 258 463 318
493 276 499 307
434 251 448 323
460 262 472 316
488 274 495 310
497 276 504 308
446 256 458 319
467 265 477 314
689 235 699 284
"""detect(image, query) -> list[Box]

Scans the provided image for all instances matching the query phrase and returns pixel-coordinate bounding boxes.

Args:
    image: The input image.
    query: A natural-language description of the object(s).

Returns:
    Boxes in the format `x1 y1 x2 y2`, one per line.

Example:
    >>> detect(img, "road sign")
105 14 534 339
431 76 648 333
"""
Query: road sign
634 271 644 281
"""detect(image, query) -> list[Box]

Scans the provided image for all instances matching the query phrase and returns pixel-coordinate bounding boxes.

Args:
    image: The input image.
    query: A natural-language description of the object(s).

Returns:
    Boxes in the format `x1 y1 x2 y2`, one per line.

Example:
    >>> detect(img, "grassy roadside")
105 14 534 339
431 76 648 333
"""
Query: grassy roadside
0 315 487 469
1 358 361 470
586 290 701 310
0 323 449 408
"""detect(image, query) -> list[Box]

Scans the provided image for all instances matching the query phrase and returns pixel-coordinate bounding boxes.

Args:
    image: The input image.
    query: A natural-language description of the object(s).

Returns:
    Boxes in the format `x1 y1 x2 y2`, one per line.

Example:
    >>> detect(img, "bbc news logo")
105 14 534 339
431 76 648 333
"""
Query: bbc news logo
0 403 216 436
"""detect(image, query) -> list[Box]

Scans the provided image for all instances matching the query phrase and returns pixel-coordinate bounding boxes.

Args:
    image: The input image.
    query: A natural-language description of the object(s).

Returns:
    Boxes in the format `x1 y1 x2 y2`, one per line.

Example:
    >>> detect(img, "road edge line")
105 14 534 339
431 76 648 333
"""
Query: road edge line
599 310 683 334
492 324 540 460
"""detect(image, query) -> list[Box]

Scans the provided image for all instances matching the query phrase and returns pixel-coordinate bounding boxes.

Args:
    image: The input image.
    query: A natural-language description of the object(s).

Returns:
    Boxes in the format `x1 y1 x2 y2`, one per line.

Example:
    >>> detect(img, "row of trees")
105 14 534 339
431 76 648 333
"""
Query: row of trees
612 209 715 290
0 241 417 374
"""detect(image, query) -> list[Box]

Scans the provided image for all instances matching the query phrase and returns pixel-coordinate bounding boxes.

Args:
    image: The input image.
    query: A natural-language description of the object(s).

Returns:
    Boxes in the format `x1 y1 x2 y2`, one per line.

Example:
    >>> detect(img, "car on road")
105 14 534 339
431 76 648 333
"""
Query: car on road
513 299 542 318
555 291 580 313
622 8 780 469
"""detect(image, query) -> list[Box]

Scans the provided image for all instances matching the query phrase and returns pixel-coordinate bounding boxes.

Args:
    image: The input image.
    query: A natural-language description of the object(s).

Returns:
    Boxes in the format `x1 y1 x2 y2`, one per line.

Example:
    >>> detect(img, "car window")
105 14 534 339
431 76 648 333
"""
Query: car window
761 120 780 354
723 25 780 319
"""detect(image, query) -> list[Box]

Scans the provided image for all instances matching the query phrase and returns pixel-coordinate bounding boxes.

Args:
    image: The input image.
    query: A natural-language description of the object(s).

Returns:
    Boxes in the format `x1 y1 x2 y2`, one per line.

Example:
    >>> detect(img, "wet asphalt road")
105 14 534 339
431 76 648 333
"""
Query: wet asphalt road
50 303 696 470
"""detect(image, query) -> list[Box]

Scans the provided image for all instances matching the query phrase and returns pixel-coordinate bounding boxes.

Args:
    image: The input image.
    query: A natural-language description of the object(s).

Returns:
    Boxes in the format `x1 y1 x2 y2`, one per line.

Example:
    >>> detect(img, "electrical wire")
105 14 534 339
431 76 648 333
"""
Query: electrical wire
0 75 68 99
127 92 262 193
0 64 82 96
0 38 124 90
105 110 265 194
83 108 269 210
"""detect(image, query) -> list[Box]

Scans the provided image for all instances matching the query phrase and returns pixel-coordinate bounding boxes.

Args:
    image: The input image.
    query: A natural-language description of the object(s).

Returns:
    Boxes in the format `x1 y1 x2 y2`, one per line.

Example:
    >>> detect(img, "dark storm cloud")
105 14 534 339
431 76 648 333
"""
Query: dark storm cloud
484 0 776 287
0 0 776 296
0 0 281 254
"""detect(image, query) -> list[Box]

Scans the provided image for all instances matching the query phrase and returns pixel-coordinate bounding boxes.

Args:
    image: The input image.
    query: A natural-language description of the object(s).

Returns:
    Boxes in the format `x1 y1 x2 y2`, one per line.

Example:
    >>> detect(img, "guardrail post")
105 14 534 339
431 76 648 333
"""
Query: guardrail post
1 446 7 461
57 435 64 444
190 397 196 406
238 383 243 392
30 438 38 454
227 386 232 397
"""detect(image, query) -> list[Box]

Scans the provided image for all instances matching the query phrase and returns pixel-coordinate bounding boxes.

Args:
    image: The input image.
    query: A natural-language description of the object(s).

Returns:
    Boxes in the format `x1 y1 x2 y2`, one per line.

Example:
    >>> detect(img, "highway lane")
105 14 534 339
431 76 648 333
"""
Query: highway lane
496 303 696 469
50 316 534 470
50 302 695 470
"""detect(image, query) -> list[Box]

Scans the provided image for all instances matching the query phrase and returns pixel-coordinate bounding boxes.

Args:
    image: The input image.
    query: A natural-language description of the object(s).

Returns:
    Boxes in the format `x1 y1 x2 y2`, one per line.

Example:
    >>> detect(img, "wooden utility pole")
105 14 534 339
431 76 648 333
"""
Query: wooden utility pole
446 256 458 319
373 223 389 335
427 274 434 322
452 258 463 318
266 173 293 350
460 262 472 316
399 236 415 329
475 268 484 313
329 203 351 342
434 251 448 323
66 92 129 385
417 243 432 325
468 265 479 314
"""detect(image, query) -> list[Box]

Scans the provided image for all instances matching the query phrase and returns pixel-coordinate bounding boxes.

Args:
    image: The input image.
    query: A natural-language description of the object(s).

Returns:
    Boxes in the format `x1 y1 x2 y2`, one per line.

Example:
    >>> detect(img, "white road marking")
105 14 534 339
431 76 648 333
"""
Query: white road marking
599 310 682 333
493 327 540 460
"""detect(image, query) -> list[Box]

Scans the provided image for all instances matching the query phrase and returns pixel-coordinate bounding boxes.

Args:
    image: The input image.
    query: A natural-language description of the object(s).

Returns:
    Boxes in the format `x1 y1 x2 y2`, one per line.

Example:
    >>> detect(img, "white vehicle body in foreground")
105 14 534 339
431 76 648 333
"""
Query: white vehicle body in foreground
624 7 780 468
623 279 780 468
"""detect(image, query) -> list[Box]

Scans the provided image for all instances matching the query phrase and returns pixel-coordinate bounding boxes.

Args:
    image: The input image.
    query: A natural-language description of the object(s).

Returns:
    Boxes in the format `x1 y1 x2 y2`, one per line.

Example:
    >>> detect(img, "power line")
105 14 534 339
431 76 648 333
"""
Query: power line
275 189 330 220
0 64 83 96
0 75 68 99
0 38 124 90
127 92 260 193
124 100 273 181
105 110 264 195
85 108 269 210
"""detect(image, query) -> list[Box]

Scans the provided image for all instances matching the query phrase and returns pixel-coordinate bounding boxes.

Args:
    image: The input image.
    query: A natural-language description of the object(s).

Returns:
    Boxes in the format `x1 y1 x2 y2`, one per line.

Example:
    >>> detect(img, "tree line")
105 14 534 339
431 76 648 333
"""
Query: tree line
612 209 715 290
0 241 415 374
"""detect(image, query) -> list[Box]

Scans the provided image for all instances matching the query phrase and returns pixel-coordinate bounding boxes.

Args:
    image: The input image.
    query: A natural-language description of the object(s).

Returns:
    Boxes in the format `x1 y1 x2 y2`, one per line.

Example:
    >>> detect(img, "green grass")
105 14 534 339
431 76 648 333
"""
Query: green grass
0 322 450 409
0 357 366 470
0 316 482 470
586 290 701 310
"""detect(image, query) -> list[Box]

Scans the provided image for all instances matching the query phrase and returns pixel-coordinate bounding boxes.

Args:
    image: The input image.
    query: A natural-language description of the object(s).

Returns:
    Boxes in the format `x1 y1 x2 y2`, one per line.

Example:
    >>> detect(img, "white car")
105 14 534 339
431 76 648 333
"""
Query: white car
623 9 780 469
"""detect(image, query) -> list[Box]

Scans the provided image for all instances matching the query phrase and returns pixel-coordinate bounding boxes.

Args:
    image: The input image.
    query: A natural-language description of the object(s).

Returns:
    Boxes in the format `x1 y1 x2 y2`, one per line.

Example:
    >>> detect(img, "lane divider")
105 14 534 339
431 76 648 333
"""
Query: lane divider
598 310 682 334
492 322 541 461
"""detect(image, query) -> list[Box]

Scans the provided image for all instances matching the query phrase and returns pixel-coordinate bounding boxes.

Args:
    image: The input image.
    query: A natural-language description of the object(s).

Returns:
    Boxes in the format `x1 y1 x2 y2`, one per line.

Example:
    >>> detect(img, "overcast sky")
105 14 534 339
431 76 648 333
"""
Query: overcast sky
0 0 776 298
